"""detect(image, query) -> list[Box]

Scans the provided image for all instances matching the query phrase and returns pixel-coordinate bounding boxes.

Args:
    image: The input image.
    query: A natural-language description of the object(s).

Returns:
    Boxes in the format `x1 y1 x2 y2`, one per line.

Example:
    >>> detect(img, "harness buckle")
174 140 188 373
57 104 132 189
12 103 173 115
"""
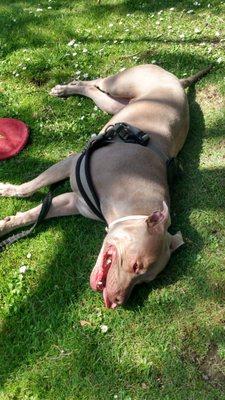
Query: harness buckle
114 122 150 146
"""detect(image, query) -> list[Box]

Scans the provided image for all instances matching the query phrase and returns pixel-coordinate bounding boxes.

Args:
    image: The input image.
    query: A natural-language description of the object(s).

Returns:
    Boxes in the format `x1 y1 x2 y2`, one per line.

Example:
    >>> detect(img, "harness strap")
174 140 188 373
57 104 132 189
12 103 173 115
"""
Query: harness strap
76 150 106 221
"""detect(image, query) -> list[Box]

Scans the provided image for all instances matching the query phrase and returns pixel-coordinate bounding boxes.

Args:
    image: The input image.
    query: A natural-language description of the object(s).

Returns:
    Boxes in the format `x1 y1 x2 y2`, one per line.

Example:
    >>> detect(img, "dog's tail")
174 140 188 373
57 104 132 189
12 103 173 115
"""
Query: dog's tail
180 65 213 88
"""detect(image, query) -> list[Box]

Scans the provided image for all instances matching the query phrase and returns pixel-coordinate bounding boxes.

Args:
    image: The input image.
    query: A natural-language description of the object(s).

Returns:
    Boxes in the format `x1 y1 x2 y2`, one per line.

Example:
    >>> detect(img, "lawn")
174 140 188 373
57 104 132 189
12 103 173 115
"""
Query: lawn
0 0 225 399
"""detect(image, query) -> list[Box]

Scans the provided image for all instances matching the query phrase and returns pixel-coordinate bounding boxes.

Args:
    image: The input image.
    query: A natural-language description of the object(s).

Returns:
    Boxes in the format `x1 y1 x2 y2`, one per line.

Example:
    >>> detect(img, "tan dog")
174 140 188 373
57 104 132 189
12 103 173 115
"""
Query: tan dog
0 64 211 308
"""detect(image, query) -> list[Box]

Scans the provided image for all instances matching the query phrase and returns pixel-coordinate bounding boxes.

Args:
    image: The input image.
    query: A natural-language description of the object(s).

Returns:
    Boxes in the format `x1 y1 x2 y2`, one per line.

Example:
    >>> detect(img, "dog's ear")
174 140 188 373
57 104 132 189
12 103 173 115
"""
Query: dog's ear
170 231 184 252
146 201 171 233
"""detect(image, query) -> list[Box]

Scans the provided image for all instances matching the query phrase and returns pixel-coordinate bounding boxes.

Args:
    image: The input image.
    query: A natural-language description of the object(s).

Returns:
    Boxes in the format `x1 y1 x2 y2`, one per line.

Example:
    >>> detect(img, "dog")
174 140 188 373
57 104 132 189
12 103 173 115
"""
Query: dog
0 64 211 308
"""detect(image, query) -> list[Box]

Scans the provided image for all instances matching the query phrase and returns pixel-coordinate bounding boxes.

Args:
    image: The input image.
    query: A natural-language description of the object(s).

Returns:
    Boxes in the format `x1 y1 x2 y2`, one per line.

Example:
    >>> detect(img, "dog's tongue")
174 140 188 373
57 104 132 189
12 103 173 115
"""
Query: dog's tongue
103 288 117 309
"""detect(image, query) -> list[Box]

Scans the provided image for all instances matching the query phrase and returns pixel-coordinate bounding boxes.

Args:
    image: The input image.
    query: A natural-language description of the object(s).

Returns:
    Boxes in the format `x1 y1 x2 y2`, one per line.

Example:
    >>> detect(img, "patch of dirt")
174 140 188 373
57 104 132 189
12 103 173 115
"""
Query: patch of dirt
183 342 225 390
197 84 225 110
200 343 225 389
30 76 48 86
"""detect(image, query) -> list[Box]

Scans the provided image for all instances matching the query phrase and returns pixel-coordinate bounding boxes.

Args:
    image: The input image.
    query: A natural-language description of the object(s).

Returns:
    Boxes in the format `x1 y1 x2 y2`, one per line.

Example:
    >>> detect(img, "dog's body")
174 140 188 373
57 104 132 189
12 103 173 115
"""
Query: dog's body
0 64 211 308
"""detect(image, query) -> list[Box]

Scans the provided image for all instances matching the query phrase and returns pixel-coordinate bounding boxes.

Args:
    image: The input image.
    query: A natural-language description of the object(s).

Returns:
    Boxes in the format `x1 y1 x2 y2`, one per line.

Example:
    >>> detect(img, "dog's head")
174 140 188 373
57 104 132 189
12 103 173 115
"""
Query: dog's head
90 202 183 308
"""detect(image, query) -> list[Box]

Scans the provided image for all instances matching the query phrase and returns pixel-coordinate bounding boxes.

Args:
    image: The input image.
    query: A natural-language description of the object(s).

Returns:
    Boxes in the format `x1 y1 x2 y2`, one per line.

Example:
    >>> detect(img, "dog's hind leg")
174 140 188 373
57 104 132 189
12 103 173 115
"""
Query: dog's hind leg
0 192 79 238
50 83 129 115
50 65 162 113
0 155 76 198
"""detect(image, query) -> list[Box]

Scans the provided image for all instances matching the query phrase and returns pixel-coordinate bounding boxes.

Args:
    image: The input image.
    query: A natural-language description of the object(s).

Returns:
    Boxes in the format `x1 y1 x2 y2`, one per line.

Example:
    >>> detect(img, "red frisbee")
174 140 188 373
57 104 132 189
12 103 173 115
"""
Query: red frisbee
0 118 29 161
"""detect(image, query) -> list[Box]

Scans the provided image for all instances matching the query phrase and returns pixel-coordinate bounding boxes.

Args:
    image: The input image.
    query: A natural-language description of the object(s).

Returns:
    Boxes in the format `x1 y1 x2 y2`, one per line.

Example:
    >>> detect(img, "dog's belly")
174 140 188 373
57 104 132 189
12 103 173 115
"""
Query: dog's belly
70 141 169 220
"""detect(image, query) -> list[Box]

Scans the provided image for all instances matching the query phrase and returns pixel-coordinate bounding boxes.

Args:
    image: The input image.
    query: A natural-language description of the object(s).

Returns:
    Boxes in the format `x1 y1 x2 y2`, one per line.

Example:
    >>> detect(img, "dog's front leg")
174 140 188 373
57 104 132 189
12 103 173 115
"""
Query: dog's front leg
0 192 79 238
0 155 76 198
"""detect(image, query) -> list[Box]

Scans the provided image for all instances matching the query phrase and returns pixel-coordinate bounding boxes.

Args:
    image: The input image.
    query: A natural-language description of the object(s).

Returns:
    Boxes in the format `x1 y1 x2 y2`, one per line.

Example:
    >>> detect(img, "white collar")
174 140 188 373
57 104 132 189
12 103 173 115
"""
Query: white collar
106 215 148 231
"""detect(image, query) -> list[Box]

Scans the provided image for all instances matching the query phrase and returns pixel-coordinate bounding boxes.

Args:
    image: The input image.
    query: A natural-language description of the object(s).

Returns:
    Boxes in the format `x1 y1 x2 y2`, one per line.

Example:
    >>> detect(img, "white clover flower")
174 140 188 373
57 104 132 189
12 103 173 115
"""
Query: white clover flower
217 57 223 63
36 8 43 12
68 39 75 46
180 33 185 39
195 28 201 33
83 48 88 53
215 31 220 37
80 116 85 120
100 324 108 333
170 7 175 11
109 23 113 27
83 73 88 78
19 265 27 274
187 9 194 14
27 253 31 259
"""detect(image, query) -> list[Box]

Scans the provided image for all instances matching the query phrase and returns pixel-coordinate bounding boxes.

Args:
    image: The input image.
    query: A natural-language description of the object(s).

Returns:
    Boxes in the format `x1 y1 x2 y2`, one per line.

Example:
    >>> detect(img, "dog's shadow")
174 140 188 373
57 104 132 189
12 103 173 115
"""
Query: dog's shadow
126 85 208 309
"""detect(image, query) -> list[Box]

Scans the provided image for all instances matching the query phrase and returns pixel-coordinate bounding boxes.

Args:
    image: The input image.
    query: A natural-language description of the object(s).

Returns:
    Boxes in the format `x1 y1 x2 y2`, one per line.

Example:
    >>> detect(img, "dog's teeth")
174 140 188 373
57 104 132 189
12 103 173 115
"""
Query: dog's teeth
97 281 103 285
106 259 112 264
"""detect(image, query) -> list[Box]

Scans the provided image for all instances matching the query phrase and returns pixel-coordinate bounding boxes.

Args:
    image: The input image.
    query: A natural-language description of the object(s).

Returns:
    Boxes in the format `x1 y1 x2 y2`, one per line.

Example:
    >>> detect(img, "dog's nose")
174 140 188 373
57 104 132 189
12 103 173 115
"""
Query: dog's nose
111 294 124 307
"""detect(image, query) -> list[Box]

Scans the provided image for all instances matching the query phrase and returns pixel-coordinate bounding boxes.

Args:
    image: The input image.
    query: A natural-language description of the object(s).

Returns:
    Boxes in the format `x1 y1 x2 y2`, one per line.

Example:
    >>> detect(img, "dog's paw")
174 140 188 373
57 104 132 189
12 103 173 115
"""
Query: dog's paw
50 85 69 97
0 216 13 237
0 183 19 197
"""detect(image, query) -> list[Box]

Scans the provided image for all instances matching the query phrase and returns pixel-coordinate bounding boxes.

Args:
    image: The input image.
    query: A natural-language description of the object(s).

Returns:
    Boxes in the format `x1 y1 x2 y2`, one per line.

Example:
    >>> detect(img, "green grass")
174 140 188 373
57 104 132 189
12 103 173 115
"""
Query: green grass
0 1 225 399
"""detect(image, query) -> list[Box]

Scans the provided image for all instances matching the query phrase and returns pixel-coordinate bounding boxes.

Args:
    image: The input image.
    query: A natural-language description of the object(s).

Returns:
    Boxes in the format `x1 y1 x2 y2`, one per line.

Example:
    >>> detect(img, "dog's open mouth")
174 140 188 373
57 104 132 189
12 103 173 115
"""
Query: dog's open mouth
90 245 118 308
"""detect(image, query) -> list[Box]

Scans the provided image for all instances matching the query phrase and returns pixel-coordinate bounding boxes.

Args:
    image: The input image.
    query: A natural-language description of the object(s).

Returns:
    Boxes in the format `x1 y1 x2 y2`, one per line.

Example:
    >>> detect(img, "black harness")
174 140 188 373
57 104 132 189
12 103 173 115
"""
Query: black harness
76 123 151 222
75 122 181 221
0 122 182 252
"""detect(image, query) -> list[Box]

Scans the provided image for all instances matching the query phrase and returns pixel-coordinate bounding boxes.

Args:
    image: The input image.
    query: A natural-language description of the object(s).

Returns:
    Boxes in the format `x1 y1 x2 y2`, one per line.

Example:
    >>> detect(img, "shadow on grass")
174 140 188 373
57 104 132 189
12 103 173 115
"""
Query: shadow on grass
89 0 223 16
